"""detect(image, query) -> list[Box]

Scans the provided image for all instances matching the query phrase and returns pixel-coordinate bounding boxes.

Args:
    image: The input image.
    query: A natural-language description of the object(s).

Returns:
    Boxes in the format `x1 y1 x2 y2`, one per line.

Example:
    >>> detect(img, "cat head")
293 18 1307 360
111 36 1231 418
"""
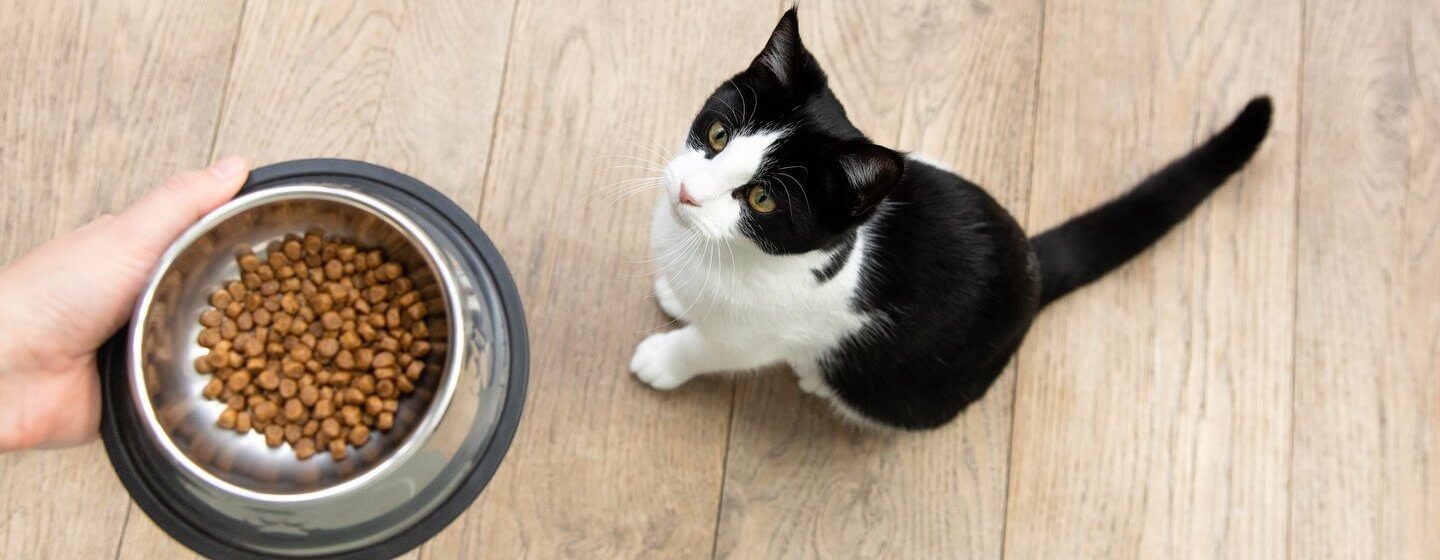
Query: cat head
661 8 904 254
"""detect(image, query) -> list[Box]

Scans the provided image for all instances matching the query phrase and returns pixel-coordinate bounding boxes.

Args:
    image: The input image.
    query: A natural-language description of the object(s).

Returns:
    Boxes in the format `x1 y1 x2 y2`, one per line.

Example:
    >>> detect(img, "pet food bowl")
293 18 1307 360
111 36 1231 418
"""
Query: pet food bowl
97 159 527 559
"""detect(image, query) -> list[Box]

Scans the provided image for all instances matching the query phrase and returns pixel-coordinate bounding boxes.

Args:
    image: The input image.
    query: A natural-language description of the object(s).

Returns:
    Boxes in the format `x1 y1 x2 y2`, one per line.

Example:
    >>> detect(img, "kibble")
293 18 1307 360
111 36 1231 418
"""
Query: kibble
190 231 433 459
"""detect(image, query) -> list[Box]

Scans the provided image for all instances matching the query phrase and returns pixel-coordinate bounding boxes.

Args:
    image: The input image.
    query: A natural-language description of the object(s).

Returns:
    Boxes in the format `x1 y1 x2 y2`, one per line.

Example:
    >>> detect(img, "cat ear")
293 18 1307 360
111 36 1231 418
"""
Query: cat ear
835 142 905 217
752 8 806 87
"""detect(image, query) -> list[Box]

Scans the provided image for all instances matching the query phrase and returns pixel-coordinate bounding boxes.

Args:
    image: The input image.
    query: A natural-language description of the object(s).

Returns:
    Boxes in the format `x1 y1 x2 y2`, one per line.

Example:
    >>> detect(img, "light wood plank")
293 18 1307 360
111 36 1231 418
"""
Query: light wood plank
419 1 776 557
1004 0 1300 558
714 1 1042 558
114 1 514 557
0 1 241 558
1291 0 1440 557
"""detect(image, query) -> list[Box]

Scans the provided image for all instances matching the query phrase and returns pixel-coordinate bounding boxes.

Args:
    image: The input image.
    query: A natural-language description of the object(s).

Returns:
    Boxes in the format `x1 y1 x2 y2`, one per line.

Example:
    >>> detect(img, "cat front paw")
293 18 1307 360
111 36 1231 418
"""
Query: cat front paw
654 275 685 320
630 332 692 390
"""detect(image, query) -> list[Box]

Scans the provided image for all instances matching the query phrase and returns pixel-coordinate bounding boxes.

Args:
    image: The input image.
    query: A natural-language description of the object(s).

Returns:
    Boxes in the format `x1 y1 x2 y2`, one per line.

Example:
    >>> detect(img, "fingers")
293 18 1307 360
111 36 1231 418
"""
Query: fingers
117 156 250 254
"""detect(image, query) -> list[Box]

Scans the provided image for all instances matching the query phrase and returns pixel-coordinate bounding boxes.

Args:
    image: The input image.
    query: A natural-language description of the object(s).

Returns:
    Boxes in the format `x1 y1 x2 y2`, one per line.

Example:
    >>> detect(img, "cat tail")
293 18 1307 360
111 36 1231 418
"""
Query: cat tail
1031 96 1273 308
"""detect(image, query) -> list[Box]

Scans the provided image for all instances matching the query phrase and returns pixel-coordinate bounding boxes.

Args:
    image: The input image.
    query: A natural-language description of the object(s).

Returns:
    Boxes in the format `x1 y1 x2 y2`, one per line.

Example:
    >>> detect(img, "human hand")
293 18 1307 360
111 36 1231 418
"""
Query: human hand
0 157 250 451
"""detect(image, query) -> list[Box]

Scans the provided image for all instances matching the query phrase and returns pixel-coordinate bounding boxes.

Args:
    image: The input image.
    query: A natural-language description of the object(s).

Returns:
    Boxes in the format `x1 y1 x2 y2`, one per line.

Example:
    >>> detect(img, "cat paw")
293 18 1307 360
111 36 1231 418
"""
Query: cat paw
654 276 685 320
630 332 692 390
797 374 831 397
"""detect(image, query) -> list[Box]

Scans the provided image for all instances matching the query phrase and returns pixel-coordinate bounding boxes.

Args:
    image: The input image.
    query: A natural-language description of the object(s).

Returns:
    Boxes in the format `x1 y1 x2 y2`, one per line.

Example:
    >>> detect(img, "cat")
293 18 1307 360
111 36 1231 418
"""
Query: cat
630 8 1272 430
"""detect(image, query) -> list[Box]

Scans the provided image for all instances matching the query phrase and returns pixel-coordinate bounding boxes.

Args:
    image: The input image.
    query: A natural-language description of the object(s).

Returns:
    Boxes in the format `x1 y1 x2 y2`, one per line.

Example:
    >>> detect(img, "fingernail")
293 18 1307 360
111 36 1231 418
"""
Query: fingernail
207 156 246 181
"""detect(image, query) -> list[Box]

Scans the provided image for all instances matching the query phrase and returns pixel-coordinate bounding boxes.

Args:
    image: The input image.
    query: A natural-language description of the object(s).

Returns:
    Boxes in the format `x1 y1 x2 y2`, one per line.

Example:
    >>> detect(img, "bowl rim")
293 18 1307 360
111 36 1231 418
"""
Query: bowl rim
128 184 467 503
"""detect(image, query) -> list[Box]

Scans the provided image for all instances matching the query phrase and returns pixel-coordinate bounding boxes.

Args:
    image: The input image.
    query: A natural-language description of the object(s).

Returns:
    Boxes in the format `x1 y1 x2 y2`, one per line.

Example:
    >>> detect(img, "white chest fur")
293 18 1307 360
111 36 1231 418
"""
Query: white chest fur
631 197 874 391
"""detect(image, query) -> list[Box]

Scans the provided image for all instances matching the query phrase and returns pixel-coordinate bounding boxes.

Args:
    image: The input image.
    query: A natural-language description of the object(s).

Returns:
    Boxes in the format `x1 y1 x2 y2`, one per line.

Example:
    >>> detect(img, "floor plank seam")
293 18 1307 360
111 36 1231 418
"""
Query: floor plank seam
1000 0 1048 556
467 0 525 220
111 506 131 560
1286 1 1307 558
204 1 248 163
708 382 739 560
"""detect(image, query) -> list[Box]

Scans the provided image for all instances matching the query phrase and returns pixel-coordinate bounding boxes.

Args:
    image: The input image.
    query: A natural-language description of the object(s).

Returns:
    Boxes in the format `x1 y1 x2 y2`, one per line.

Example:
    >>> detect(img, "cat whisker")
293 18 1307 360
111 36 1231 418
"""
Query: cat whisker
772 168 811 214
584 177 661 203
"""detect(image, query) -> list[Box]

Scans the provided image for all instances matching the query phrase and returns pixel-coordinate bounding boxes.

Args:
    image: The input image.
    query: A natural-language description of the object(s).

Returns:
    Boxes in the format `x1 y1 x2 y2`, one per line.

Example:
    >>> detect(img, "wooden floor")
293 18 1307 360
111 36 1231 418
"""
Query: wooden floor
1 1 1436 558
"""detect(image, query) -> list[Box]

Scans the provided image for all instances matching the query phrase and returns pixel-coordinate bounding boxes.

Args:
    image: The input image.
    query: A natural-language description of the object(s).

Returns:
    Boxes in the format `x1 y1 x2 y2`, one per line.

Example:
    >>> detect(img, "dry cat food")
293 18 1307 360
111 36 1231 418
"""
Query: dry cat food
195 230 433 461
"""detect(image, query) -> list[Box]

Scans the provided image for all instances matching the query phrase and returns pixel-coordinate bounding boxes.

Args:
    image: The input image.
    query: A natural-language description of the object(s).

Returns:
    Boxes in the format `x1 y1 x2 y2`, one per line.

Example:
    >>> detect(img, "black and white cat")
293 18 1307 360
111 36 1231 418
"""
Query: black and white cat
630 8 1272 430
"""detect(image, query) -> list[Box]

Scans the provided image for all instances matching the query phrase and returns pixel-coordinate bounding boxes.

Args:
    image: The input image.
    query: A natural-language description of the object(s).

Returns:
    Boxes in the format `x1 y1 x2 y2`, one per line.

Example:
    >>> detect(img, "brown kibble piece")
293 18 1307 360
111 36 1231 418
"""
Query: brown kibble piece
321 418 341 438
198 328 222 348
254 400 278 421
200 309 224 327
265 425 284 447
329 438 347 461
364 395 383 416
295 438 316 460
355 348 375 369
227 371 251 392
217 408 237 429
325 260 344 280
304 233 323 255
242 336 264 357
376 411 394 431
335 349 355 369
348 425 370 446
321 311 343 331
236 411 252 433
376 379 396 398
245 356 267 372
285 424 302 444
283 240 303 260
340 405 361 426
372 352 396 369
203 378 224 399
279 378 297 398
409 340 432 358
256 369 279 390
317 338 339 358
345 388 365 405
405 361 425 380
283 398 304 421
379 262 402 281
314 399 334 418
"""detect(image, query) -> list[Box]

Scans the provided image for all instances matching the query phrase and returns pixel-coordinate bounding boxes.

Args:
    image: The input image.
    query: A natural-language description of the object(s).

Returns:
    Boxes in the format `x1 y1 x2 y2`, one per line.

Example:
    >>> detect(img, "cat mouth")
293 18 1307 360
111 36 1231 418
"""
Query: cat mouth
668 198 692 226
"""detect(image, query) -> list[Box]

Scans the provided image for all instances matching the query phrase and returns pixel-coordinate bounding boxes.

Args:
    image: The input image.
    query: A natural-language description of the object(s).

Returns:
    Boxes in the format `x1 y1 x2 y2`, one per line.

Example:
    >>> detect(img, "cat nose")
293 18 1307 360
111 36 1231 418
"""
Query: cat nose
679 183 700 207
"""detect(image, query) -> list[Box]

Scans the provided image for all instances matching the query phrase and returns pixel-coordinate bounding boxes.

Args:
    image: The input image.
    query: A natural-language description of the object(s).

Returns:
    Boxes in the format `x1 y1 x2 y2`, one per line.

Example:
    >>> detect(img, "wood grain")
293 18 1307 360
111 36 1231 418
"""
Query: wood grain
113 1 515 557
1291 0 1440 557
1 1 1436 558
0 1 241 558
1004 0 1300 558
714 1 1042 559
418 1 779 557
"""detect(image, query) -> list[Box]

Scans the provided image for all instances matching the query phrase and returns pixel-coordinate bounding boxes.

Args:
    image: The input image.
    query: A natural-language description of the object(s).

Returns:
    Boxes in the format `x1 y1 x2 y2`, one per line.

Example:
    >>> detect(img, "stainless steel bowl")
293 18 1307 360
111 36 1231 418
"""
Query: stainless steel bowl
99 160 527 559
134 185 462 499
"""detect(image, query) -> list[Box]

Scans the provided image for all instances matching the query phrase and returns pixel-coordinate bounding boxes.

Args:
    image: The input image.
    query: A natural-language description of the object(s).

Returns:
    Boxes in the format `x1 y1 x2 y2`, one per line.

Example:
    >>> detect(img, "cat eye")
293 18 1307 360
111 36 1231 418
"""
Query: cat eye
746 185 776 213
707 121 729 152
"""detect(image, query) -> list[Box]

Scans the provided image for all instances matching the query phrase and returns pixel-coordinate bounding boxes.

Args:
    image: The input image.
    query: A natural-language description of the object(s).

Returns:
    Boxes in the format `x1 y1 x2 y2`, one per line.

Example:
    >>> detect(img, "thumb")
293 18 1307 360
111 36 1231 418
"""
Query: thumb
118 156 250 256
